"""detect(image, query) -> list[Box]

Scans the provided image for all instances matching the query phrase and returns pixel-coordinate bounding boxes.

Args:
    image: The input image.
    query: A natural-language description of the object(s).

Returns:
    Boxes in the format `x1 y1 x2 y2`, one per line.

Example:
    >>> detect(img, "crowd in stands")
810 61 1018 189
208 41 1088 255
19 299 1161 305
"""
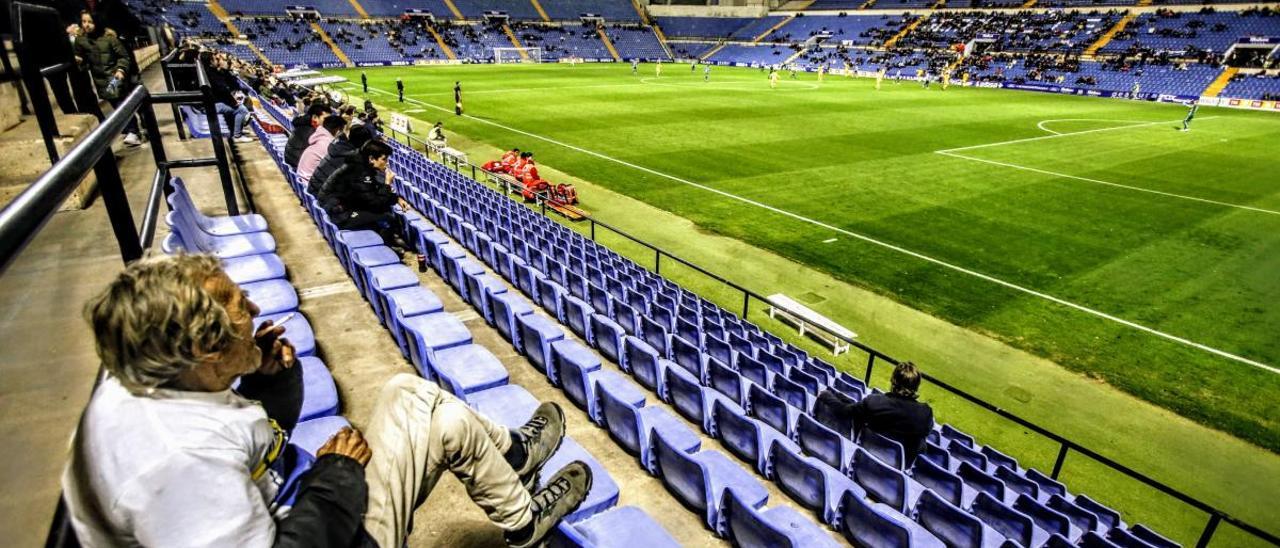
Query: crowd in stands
899 10 1122 53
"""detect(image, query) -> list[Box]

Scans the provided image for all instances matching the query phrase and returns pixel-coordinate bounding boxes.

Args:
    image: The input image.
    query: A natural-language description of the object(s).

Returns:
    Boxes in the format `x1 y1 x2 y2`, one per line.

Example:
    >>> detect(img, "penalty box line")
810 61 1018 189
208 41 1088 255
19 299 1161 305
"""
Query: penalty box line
363 84 1280 376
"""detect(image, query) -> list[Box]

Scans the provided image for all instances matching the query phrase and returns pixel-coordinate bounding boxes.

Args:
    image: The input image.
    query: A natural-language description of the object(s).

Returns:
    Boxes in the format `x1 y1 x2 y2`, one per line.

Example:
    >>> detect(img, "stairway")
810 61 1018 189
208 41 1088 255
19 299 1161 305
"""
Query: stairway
1202 67 1238 98
0 68 99 210
501 24 531 61
310 22 354 67
883 15 927 50
1084 11 1137 58
1020 0 1037 6
699 42 728 63
206 0 274 66
529 0 552 22
344 0 371 19
424 25 458 60
628 0 674 59
751 16 795 44
440 0 466 21
598 28 622 62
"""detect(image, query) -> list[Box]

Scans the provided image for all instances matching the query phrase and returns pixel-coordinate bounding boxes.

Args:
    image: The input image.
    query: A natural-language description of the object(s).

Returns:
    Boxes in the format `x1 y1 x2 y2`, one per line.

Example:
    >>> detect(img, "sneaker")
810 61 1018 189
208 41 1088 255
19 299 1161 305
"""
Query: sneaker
122 133 142 147
233 135 254 143
514 402 565 485
506 461 592 548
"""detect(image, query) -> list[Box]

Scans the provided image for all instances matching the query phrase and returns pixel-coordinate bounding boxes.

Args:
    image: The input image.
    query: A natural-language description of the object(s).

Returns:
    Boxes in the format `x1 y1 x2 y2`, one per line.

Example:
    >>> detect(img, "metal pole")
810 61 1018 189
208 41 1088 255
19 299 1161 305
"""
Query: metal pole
200 82 239 216
1050 444 1070 479
93 152 143 264
741 291 750 319
590 219 596 241
655 250 661 275
159 59 187 140
864 354 876 385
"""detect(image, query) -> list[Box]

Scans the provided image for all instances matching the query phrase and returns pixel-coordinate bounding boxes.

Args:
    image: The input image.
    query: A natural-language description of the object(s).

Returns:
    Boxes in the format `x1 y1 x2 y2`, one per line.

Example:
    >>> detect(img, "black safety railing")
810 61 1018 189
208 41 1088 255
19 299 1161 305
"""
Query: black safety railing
381 126 1278 548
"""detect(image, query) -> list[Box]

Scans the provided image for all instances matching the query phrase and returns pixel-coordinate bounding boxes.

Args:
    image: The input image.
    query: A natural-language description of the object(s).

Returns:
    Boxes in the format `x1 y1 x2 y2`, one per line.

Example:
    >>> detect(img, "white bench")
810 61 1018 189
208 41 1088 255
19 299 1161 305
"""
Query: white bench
766 293 856 355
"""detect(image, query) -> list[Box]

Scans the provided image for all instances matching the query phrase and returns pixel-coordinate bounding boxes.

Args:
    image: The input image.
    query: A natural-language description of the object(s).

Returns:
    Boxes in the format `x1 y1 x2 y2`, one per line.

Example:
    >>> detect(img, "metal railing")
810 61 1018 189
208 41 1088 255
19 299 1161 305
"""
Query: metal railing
381 126 1279 548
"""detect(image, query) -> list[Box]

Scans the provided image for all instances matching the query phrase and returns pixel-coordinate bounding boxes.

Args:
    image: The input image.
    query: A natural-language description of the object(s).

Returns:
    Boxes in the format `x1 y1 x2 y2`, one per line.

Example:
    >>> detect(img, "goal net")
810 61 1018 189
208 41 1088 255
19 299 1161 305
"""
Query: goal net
493 47 543 64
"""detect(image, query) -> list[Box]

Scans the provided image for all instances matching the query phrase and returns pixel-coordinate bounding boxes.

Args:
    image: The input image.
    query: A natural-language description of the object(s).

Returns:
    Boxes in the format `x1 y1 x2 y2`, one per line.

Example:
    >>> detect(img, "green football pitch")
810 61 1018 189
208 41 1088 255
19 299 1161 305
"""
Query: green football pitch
327 63 1280 543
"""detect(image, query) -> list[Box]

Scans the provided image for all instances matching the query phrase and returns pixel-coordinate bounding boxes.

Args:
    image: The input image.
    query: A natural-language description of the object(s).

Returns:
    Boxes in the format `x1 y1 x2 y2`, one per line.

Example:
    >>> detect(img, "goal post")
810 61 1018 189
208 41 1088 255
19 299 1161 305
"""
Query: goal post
493 47 543 64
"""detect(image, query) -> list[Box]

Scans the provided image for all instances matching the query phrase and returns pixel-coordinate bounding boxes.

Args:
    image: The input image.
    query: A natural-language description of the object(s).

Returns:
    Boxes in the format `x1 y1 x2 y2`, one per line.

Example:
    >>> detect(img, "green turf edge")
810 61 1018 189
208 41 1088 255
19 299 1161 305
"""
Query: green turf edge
353 86 1280 546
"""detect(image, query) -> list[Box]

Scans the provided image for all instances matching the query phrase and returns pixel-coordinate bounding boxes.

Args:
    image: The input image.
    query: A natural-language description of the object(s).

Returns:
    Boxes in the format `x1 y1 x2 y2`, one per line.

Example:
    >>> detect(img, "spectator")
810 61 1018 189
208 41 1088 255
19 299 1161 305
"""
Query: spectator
205 52 254 143
285 103 327 169
297 115 347 182
427 121 446 148
319 140 408 250
74 11 141 147
63 254 591 547
308 124 372 195
814 361 934 466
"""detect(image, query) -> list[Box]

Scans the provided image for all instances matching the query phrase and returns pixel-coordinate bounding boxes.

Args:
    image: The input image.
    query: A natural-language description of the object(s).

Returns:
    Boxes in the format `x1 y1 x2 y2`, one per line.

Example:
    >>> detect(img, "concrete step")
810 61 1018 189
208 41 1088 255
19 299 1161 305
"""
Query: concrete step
0 111 100 211
0 81 22 133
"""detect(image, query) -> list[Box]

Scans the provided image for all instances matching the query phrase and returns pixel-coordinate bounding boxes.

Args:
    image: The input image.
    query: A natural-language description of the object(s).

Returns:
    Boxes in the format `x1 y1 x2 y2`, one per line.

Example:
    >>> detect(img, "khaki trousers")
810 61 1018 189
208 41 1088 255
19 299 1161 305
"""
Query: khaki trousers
362 374 533 547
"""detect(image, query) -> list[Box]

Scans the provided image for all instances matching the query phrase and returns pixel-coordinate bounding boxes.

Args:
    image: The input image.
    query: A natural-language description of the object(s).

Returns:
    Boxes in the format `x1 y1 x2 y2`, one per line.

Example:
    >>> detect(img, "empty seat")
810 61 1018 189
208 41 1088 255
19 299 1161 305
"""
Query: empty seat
401 312 473 380
598 377 700 474
651 430 770 536
1048 495 1103 537
859 429 907 470
853 448 928 514
555 340 645 424
915 489 1006 548
912 452 978 509
489 292 535 351
221 253 287 284
770 439 866 527
957 461 1008 503
561 295 593 344
796 413 854 473
664 364 740 435
297 357 339 421
464 271 507 323
383 286 445 355
239 278 298 316
838 490 946 548
1129 524 1180 548
590 314 625 364
721 489 842 548
290 415 351 456
997 465 1042 502
553 506 681 548
1075 494 1124 532
430 344 510 397
706 357 744 406
746 383 800 439
516 314 565 375
712 399 795 475
971 492 1051 548
621 335 659 377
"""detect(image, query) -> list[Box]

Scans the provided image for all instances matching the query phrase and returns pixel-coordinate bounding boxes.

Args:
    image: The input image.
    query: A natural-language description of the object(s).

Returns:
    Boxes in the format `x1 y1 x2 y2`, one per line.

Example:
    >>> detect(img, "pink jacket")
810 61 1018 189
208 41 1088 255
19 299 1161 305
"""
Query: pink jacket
297 128 336 181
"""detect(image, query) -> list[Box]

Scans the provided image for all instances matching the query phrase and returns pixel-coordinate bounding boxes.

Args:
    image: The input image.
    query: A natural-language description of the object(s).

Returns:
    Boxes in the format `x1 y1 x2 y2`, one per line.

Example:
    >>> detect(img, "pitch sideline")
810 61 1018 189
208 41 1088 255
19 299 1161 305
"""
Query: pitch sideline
359 83 1280 376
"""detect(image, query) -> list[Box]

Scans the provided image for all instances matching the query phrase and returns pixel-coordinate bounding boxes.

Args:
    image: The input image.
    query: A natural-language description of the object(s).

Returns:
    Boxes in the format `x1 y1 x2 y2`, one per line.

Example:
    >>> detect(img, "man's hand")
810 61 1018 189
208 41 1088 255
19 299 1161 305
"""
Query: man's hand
317 427 372 466
398 197 410 211
254 320 296 375
384 168 396 186
114 69 126 81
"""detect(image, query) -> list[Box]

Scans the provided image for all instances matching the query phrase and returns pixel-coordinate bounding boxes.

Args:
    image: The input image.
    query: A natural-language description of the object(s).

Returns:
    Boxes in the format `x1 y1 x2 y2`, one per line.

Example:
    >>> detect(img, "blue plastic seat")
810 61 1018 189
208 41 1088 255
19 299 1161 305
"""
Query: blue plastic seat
169 178 269 235
997 466 1042 502
712 398 795 475
838 490 946 548
368 265 421 325
165 212 276 259
240 278 298 316
958 461 1009 503
736 352 771 389
597 363 701 474
401 312 474 380
941 424 976 448
706 357 744 407
1015 494 1080 542
537 277 566 321
915 489 1006 548
349 246 401 295
431 344 510 397
770 439 866 527
467 382 539 421
254 311 315 357
721 489 843 548
651 430 770 536
1047 495 1102 535
1026 469 1068 502
489 292 535 351
561 295 593 344
853 448 928 514
664 365 741 435
464 271 507 323
746 383 799 439
971 492 1050 548
297 357 339 421
670 335 705 382
532 436 621 524
796 413 854 473
445 257 486 302
621 336 659 377
221 253 287 284
382 286 444 353
613 301 639 336
1075 494 1124 532
860 429 907 470
290 415 351 456
639 316 670 358
589 314 625 364
516 314 565 375
553 506 681 548
983 445 1020 473
912 452 979 509
770 374 811 412
1081 531 1123 548
1130 524 1180 548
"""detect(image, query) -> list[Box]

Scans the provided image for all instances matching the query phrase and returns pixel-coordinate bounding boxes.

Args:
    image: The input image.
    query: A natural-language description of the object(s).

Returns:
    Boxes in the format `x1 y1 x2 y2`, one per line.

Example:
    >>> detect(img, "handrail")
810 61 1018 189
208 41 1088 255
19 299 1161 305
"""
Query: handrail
381 125 1280 548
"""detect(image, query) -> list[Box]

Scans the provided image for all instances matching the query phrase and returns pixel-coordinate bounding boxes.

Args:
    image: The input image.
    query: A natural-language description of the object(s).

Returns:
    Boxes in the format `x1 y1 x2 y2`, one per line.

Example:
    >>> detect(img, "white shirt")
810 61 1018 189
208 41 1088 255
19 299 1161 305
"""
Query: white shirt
62 376 286 547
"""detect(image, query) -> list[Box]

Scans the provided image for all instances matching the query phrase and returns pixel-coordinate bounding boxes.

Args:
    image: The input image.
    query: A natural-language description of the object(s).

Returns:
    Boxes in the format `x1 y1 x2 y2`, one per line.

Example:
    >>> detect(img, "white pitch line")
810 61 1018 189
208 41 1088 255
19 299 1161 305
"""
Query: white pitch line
937 151 1280 216
1034 118 1159 135
364 84 1280 376
937 116 1219 154
823 238 838 243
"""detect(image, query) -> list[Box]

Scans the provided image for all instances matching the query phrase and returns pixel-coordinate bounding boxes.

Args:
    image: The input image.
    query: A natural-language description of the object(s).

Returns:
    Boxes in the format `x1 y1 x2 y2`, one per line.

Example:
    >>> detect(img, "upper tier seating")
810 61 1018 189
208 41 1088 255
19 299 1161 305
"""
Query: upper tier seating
237 17 342 67
655 17 755 39
1219 70 1280 100
1103 10 1280 56
540 0 642 22
763 14 913 47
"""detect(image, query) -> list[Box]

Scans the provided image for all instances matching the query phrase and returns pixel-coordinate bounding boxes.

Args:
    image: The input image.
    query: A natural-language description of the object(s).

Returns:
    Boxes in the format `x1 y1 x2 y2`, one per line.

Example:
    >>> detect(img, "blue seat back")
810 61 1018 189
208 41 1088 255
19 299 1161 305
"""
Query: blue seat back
652 431 709 512
640 316 669 357
1048 495 1100 535
712 399 762 467
671 335 703 379
747 383 791 436
771 374 808 411
917 489 987 548
665 366 705 425
997 465 1040 501
972 492 1035 547
722 489 797 548
736 352 769 387
860 429 906 470
853 449 908 512
1014 494 1072 538
770 440 825 512
796 413 847 472
958 461 1006 501
1075 494 1122 531
707 357 743 406
599 380 643 456
838 491 912 548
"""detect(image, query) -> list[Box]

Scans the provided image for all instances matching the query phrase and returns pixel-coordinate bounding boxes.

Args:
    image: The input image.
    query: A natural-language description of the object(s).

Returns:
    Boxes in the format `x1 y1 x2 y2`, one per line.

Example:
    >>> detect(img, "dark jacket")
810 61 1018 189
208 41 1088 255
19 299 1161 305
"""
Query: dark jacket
285 115 315 168
74 30 134 97
319 157 397 223
207 66 244 105
815 390 934 466
307 137 359 195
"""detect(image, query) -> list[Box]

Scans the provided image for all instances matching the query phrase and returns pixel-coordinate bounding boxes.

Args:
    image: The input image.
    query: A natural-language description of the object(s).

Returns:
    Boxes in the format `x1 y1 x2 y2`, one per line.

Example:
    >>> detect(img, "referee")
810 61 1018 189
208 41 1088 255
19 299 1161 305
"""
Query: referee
454 81 463 116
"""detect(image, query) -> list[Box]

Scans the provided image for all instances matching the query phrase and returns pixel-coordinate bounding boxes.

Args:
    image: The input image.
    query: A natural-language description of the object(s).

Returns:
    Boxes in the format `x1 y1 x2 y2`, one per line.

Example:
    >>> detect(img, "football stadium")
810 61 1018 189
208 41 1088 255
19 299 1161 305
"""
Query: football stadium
0 0 1278 546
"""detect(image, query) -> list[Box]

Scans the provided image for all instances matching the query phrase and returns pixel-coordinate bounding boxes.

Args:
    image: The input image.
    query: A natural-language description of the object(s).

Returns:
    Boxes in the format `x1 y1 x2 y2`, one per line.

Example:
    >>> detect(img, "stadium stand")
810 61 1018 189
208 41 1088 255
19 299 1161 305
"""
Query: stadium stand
539 0 643 22
604 25 670 60
512 23 613 60
1219 70 1280 100
236 17 343 66
1102 8 1280 58
654 16 755 39
762 14 914 47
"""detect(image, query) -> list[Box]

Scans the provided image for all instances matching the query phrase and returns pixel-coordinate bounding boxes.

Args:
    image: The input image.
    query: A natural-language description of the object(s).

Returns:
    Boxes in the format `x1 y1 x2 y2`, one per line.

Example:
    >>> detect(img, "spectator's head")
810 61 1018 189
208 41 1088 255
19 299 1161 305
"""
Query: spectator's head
322 114 347 135
520 152 533 159
79 11 98 36
86 254 260 394
347 125 373 148
890 361 922 400
306 103 328 125
360 140 393 171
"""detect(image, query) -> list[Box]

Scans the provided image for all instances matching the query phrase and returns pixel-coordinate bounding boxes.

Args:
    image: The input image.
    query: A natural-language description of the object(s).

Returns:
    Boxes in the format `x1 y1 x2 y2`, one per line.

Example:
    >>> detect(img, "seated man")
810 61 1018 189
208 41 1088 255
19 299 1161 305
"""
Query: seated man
319 140 409 251
426 121 447 149
206 52 255 143
308 124 372 196
483 147 521 174
63 254 590 547
814 361 934 466
513 152 544 202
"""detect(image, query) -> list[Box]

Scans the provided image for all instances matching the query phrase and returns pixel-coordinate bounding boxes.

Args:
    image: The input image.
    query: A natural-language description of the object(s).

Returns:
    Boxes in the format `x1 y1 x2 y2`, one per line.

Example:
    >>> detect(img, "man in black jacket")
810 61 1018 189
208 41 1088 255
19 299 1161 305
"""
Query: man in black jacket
308 124 372 196
285 103 328 169
814 361 934 466
64 254 591 547
319 140 407 250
